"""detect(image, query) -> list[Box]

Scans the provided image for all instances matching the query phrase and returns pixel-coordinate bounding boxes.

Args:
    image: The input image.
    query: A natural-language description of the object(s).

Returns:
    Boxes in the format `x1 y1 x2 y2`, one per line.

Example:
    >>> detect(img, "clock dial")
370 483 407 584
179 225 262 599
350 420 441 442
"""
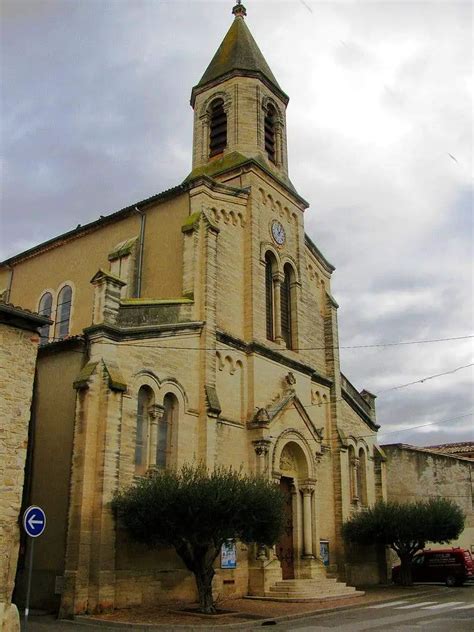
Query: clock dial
271 220 286 245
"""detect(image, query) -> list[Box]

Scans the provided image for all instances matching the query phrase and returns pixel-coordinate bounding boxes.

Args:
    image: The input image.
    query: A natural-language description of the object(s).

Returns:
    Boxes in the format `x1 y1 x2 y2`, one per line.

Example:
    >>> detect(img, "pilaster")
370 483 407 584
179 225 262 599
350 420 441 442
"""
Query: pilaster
60 358 125 616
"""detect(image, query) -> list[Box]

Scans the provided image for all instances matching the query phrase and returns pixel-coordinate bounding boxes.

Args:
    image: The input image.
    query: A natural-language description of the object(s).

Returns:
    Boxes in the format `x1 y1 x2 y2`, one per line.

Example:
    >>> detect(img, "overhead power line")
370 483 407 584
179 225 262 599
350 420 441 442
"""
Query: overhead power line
48 333 474 351
375 363 474 394
376 412 474 438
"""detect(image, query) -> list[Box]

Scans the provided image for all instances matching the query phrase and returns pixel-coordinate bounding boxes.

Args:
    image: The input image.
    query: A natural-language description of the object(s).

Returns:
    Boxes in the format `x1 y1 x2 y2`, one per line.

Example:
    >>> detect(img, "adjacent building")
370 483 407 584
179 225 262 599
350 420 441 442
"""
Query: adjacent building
383 443 474 553
0 304 50 632
1 4 387 615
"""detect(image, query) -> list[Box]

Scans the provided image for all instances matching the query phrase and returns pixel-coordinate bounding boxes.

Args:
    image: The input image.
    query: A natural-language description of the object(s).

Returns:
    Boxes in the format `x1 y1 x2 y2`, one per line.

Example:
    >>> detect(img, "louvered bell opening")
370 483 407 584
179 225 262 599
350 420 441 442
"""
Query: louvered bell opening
265 108 276 163
209 100 227 157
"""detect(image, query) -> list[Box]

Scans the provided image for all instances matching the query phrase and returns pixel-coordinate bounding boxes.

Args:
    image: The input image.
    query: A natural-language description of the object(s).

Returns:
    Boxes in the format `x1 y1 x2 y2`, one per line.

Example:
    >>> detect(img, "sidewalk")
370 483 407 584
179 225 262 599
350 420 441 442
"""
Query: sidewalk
66 584 439 630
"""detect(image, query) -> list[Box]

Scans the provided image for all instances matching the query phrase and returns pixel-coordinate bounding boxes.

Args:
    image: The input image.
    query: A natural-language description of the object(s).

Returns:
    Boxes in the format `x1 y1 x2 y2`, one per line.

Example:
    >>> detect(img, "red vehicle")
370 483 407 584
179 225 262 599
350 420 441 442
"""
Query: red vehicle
392 547 473 587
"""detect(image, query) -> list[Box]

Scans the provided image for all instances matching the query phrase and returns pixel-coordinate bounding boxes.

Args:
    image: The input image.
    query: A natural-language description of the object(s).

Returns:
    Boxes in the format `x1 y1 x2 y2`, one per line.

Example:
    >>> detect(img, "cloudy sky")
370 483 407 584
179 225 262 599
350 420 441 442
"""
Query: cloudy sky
1 0 472 446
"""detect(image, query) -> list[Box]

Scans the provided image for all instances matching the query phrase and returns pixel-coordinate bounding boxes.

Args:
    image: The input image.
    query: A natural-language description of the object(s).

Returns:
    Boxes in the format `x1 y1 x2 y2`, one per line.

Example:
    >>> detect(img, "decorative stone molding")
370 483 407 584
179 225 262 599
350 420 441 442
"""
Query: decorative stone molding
253 439 272 457
254 408 270 424
148 404 164 421
285 371 296 387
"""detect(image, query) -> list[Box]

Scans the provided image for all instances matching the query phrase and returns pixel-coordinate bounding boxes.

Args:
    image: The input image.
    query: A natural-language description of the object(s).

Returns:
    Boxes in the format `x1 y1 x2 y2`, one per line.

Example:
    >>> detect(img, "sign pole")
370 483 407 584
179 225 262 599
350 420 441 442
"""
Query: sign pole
22 505 46 631
24 537 34 631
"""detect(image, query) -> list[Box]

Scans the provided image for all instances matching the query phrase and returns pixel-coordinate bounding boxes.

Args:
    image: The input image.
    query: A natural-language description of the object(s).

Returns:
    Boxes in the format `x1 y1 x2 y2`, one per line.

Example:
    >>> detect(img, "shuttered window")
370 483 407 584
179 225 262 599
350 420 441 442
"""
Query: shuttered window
264 104 276 163
209 98 227 156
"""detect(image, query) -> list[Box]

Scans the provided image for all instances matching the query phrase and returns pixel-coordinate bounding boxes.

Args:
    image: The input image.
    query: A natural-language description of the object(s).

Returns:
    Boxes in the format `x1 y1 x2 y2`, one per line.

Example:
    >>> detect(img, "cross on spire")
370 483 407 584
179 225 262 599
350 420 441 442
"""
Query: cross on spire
232 1 247 18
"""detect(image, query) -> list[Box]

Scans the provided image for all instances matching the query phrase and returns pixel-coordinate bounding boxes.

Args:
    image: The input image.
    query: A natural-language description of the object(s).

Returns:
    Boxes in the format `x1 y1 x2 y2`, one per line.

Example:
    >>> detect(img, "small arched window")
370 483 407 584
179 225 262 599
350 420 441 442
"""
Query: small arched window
209 98 227 157
55 285 72 339
157 393 178 469
265 252 276 341
38 292 53 344
281 264 295 348
264 103 276 163
135 386 153 475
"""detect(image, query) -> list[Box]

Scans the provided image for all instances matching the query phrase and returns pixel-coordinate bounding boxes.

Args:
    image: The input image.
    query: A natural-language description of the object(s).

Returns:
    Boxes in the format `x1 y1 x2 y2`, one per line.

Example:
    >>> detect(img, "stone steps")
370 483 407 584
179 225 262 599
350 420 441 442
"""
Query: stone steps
264 578 364 601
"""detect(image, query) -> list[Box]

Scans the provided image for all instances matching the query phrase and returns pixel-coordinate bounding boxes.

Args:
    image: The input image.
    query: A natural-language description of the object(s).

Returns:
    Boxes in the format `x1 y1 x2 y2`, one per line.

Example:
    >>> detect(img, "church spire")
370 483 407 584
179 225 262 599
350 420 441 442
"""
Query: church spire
191 2 287 107
188 3 294 193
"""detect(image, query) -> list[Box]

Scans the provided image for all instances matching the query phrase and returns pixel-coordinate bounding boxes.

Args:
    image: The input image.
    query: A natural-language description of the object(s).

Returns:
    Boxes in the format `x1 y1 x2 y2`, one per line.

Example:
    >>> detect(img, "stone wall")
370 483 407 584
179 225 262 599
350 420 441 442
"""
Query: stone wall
384 444 474 552
0 319 41 632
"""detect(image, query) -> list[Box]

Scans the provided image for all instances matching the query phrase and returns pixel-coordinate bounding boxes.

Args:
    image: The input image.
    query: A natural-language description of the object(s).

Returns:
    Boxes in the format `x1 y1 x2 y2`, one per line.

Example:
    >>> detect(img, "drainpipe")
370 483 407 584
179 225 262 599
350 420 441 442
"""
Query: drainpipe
134 206 146 298
5 264 14 303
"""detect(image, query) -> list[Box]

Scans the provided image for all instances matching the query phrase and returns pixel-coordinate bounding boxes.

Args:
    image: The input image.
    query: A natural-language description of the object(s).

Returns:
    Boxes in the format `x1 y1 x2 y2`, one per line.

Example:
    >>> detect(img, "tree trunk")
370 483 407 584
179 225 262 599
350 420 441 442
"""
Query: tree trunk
399 553 413 586
194 566 216 613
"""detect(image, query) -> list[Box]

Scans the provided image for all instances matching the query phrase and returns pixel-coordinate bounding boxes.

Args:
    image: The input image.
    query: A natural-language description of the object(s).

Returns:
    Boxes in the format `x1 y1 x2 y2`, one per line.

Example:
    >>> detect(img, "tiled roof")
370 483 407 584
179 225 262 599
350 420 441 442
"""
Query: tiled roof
423 442 474 455
0 301 52 328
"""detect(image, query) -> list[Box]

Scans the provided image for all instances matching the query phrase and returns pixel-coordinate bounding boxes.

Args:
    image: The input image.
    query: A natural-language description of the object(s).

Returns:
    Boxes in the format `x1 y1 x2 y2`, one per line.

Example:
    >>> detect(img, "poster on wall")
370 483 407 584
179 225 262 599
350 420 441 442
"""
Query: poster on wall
320 540 330 566
221 539 237 569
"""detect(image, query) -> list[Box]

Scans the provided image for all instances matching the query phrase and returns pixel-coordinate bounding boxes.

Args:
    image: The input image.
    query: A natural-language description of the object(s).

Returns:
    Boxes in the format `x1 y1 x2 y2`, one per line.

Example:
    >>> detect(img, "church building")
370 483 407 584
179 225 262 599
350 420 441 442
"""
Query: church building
1 3 387 615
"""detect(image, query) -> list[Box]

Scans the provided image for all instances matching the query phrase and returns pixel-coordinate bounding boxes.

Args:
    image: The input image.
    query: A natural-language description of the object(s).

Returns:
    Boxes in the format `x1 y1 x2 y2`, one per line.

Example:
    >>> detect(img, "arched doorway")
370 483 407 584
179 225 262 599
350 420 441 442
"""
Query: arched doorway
276 441 314 579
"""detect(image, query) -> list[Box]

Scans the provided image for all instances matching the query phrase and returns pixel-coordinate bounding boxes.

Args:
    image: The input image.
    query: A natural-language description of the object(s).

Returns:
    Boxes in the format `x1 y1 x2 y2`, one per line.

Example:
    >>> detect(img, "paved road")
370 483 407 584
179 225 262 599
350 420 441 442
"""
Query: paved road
279 585 474 632
21 585 474 631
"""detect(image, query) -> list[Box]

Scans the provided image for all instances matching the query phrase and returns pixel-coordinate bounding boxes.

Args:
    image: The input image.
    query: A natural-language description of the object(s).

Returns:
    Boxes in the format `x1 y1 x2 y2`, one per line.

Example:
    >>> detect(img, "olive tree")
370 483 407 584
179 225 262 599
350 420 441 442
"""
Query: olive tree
112 464 284 613
342 498 465 586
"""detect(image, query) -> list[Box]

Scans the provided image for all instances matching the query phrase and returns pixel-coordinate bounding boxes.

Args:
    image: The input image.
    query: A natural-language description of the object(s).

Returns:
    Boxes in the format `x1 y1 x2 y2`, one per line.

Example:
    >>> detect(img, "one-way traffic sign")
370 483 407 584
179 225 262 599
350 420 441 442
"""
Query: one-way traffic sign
23 505 46 538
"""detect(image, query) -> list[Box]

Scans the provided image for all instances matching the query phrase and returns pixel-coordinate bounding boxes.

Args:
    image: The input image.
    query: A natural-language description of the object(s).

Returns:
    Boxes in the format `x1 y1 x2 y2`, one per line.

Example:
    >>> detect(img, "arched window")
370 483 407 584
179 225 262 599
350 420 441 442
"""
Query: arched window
135 386 153 475
38 291 53 344
157 393 178 468
348 445 359 502
358 448 368 506
209 98 227 157
281 263 295 348
265 252 275 341
55 285 72 339
264 103 276 162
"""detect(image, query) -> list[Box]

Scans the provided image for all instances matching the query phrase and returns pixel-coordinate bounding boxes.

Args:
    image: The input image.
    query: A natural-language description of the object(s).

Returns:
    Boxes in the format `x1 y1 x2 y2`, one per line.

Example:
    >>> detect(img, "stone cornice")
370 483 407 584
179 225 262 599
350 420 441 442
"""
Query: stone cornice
304 234 335 274
341 389 380 432
84 321 204 342
216 330 333 387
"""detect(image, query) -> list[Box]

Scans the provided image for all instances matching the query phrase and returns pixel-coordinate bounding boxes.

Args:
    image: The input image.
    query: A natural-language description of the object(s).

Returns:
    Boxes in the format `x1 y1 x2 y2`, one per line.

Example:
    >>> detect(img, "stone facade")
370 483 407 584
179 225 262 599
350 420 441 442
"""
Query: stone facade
0 304 50 632
0 6 388 615
383 443 474 552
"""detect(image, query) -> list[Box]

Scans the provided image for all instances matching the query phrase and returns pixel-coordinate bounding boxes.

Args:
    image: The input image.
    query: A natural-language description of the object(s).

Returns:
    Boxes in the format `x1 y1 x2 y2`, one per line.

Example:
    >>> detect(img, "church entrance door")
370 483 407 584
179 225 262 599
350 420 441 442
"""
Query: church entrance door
277 476 294 579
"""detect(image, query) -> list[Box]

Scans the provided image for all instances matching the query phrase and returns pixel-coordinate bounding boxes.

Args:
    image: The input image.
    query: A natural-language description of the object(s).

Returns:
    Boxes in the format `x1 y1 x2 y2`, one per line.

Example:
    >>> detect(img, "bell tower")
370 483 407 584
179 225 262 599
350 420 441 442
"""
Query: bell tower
190 2 291 186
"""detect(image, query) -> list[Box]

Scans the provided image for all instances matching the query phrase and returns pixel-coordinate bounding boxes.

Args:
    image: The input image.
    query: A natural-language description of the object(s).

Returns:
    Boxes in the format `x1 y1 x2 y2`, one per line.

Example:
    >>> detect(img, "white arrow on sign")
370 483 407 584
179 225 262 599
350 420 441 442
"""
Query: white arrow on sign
28 515 44 530
23 505 46 537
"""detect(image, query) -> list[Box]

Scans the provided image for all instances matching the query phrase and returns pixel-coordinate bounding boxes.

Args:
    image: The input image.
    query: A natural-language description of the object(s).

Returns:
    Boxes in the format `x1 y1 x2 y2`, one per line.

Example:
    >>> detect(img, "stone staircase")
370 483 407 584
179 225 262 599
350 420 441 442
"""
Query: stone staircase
264 577 364 601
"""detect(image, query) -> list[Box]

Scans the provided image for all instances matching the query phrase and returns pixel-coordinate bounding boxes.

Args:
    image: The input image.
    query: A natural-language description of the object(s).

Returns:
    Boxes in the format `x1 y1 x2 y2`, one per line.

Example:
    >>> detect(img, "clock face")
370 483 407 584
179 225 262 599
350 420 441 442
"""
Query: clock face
271 220 286 245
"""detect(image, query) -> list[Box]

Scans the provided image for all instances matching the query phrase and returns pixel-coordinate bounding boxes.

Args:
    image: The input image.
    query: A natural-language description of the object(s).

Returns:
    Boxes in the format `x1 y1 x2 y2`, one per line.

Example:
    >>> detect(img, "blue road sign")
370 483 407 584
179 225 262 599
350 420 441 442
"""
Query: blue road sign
23 506 46 538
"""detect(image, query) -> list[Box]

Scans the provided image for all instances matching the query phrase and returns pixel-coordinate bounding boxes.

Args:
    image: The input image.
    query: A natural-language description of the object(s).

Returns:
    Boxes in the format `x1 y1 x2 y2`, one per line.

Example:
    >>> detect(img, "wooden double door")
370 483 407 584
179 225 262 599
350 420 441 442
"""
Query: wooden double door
277 477 294 579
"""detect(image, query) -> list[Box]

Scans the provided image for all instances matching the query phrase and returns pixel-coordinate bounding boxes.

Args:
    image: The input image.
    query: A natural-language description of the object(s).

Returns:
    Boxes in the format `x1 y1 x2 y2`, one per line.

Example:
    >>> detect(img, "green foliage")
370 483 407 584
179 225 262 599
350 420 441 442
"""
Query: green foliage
342 498 465 555
112 464 284 549
112 464 285 612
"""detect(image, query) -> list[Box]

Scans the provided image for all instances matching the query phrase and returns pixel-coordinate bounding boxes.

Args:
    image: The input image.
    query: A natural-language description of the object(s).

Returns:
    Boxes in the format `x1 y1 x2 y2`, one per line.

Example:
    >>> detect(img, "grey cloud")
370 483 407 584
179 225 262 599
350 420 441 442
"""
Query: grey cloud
1 1 472 444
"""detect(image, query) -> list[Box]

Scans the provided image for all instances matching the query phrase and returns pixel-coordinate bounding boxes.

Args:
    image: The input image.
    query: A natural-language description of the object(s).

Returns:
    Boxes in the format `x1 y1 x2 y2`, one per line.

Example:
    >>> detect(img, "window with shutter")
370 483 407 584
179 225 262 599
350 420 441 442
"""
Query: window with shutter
265 104 276 163
209 98 227 156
